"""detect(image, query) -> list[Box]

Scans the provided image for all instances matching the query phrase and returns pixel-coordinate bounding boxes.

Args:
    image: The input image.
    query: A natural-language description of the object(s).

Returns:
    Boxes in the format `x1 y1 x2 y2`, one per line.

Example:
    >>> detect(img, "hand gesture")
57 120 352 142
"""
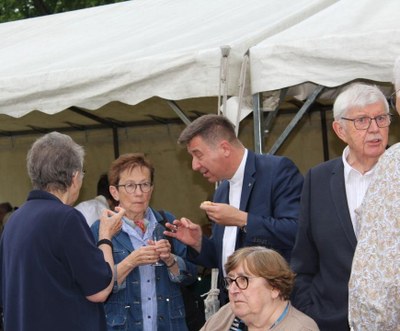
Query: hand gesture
200 202 247 227
164 217 203 253
98 206 124 239
127 245 160 267
147 238 172 262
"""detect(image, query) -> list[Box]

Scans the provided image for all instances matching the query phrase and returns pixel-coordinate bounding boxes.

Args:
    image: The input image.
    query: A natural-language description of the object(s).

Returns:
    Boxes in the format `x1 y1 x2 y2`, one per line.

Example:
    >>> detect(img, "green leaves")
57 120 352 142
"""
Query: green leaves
0 0 127 23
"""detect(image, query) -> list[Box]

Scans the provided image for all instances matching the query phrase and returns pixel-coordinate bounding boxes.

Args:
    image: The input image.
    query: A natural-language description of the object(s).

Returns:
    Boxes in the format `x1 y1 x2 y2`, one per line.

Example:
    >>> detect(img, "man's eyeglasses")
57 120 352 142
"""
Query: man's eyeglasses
223 275 261 290
340 114 392 130
115 182 152 194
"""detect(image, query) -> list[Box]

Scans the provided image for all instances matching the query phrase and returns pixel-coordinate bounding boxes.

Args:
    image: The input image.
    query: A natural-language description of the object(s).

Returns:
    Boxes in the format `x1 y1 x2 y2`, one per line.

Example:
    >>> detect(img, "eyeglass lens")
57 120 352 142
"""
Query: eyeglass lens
354 115 391 129
119 182 152 193
224 276 249 290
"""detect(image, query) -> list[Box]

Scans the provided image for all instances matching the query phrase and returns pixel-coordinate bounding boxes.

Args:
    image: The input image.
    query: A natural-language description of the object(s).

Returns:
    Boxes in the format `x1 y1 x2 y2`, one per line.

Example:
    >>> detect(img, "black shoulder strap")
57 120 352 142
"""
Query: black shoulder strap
158 210 175 254
158 210 168 227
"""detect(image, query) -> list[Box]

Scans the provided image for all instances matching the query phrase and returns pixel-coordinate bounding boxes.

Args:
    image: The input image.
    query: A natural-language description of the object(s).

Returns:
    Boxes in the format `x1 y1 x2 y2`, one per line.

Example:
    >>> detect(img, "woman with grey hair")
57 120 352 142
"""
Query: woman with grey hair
0 132 123 331
200 246 319 331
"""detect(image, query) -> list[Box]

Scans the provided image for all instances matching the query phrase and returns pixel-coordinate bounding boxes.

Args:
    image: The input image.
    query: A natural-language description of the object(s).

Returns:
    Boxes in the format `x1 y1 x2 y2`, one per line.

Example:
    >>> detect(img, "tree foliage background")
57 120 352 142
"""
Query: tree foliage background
0 0 128 23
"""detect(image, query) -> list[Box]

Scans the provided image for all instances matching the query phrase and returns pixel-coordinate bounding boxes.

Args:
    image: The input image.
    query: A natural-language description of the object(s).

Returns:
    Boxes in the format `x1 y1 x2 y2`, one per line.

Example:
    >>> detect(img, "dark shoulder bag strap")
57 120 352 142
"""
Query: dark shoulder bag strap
158 210 175 254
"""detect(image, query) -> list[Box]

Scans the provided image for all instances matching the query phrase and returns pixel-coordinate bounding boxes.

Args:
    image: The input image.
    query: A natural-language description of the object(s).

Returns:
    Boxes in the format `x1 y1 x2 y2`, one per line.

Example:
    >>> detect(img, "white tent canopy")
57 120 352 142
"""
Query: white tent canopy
0 0 338 118
247 0 400 154
2 0 400 156
250 0 400 95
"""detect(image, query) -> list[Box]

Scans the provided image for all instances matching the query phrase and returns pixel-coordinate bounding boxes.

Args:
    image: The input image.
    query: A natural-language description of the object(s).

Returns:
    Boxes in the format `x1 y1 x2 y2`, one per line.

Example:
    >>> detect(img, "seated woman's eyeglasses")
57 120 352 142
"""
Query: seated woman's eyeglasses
340 114 392 130
224 275 261 290
115 182 152 194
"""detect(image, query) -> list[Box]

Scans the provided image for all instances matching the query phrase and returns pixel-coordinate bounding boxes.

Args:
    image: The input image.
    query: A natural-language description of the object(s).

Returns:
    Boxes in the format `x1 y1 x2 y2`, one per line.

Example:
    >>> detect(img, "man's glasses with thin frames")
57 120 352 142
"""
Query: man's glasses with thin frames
340 114 392 130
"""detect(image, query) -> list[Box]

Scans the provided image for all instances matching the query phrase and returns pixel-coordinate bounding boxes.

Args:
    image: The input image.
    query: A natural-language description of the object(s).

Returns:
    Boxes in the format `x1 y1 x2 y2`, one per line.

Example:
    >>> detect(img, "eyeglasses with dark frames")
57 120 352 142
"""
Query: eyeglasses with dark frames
223 275 262 290
340 114 392 130
115 182 152 194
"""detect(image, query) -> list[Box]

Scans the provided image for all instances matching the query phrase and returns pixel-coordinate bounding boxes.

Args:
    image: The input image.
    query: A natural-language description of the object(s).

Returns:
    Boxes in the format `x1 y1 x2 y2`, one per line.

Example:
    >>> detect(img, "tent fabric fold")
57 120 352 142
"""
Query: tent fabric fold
250 0 400 95
0 0 339 118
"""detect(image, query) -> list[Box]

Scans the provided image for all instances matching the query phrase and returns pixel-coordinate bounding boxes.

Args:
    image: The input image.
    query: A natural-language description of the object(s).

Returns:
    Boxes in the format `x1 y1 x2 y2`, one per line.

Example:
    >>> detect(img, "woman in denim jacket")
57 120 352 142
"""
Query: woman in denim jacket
91 153 197 331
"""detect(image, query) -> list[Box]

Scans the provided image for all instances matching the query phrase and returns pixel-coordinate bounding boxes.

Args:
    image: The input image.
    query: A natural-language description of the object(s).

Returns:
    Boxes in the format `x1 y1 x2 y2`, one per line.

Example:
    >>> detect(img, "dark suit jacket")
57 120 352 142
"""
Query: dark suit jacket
291 158 356 331
189 150 303 300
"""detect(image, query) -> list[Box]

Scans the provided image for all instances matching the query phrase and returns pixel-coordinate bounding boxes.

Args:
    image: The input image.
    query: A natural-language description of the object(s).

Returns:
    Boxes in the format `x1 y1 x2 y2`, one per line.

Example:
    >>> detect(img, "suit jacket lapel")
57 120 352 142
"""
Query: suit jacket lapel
330 160 357 248
240 151 255 211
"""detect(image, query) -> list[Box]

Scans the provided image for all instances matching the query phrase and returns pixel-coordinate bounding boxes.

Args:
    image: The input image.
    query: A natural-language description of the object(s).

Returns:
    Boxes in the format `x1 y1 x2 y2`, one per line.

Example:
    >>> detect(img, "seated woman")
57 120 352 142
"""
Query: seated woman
200 246 319 331
91 153 197 331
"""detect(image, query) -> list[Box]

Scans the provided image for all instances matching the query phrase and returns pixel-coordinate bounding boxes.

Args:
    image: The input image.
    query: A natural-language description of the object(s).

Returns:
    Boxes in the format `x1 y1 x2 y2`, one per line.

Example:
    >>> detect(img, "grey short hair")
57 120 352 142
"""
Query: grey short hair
27 132 85 192
333 83 389 121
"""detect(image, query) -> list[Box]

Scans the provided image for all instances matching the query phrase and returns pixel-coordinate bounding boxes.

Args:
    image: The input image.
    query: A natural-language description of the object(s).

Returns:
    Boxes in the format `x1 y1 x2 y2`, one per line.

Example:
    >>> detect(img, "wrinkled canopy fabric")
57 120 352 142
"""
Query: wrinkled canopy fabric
1 0 398 125
250 0 400 96
0 0 338 118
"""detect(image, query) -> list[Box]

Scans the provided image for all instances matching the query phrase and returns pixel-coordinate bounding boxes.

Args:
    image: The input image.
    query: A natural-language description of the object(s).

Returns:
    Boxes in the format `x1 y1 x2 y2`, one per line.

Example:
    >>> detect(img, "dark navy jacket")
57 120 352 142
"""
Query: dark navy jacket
189 151 303 302
0 190 111 331
291 158 355 331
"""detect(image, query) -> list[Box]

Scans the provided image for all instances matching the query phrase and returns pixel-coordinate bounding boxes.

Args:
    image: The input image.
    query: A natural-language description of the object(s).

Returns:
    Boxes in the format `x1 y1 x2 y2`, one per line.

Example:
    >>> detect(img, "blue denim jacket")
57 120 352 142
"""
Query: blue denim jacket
91 208 197 331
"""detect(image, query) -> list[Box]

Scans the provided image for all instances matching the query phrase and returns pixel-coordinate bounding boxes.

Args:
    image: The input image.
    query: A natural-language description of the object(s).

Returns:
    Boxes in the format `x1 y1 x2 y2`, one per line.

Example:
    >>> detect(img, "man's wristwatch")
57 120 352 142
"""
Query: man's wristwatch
240 222 247 233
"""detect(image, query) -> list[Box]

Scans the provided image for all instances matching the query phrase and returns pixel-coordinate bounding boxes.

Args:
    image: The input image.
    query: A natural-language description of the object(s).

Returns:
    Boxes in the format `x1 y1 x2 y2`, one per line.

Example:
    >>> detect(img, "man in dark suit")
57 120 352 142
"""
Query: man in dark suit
290 83 391 331
165 114 303 303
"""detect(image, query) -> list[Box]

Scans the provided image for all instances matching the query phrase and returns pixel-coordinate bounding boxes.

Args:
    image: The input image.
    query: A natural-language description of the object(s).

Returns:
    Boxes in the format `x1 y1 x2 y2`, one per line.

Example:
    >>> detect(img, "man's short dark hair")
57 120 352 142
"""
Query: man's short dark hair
177 114 238 146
